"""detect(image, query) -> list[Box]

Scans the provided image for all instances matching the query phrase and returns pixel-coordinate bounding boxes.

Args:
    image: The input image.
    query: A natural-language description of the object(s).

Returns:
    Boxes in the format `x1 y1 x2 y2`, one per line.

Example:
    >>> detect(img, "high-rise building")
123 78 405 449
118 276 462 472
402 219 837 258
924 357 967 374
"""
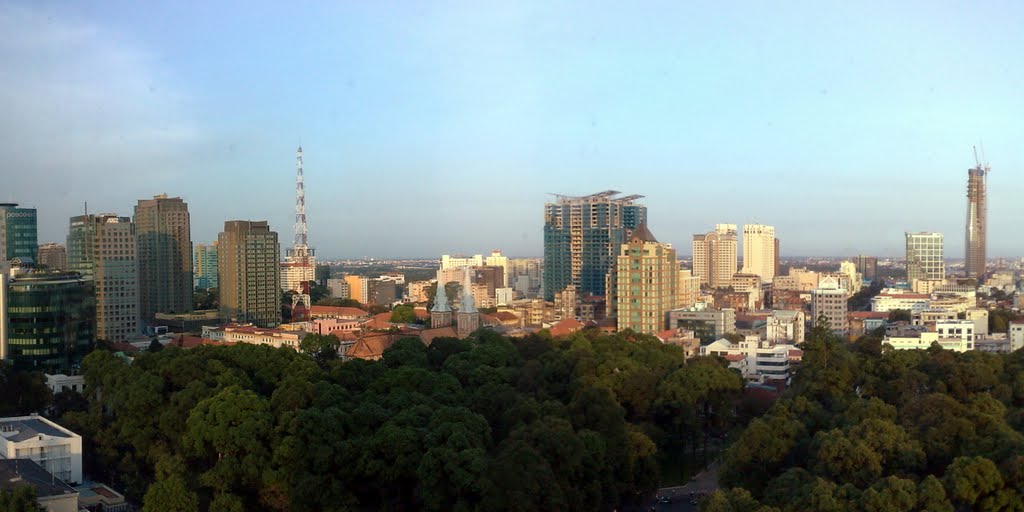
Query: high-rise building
134 195 192 323
677 269 701 309
37 243 66 271
614 225 678 335
218 221 281 327
905 232 944 283
543 191 646 301
1 269 95 370
67 214 139 342
0 204 38 264
855 255 878 281
742 224 777 282
811 276 848 335
692 224 738 288
965 154 990 281
485 250 510 288
194 242 219 290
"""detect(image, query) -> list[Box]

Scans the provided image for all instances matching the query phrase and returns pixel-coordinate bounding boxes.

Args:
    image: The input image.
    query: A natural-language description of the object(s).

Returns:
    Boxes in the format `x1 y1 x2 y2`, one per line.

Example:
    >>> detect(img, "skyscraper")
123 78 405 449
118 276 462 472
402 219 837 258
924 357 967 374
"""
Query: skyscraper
906 232 944 282
37 243 67 271
965 153 990 281
543 191 646 301
741 224 777 282
134 195 193 323
692 224 738 288
67 214 139 342
613 224 678 335
218 221 281 327
0 203 38 264
194 242 219 290
1 270 95 370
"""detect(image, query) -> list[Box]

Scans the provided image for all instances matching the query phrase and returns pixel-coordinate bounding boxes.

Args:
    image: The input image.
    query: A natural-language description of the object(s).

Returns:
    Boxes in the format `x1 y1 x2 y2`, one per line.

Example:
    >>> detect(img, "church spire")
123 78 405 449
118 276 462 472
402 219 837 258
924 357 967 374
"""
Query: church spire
460 266 477 313
431 270 450 313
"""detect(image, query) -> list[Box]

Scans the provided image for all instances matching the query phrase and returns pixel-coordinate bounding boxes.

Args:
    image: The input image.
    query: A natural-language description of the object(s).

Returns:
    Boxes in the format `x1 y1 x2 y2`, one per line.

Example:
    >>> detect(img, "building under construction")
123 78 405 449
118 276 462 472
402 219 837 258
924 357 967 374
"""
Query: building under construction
965 148 990 282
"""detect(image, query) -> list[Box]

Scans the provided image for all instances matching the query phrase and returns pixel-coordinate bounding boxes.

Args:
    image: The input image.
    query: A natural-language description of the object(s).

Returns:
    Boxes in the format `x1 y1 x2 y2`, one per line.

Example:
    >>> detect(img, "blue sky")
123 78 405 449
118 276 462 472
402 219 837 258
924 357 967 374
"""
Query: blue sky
3 1 1022 258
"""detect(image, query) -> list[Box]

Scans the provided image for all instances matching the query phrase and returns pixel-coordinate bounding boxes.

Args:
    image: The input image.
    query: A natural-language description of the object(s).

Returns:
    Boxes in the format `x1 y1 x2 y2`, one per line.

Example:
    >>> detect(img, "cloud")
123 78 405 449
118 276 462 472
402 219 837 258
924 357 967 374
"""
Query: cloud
0 4 200 240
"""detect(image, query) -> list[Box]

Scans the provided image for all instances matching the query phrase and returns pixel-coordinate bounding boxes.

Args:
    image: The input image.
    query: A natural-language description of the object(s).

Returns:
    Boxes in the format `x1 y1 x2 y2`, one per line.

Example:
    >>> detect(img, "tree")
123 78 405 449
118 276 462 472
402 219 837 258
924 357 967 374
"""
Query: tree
888 309 911 322
299 334 342 365
0 486 41 512
390 305 417 324
143 475 199 512
148 337 164 353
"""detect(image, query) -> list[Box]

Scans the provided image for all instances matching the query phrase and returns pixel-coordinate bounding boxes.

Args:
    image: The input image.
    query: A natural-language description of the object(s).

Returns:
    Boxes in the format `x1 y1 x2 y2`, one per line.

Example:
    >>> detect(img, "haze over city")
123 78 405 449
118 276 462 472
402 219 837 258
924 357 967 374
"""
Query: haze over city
3 1 1023 258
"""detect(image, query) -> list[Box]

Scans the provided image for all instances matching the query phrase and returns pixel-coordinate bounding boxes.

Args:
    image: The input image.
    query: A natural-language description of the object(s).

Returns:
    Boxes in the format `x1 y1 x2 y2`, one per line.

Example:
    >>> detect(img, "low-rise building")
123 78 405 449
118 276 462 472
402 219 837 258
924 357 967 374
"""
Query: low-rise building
701 336 801 385
871 291 931 313
1010 322 1024 352
882 320 975 352
44 374 85 395
848 311 889 338
0 415 82 484
0 459 79 512
668 303 736 343
766 310 805 344
202 324 303 350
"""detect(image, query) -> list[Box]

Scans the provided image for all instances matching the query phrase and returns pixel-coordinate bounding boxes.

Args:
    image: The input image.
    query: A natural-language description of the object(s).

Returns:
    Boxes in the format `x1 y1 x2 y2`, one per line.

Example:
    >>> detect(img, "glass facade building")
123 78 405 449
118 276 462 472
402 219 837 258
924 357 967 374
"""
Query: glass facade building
1 271 95 370
0 203 38 263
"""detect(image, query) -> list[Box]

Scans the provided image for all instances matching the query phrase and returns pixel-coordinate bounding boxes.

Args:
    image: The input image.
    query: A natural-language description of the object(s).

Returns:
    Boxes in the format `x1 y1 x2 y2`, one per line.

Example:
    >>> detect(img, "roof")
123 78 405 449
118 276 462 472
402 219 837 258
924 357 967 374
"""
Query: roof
788 349 804 360
309 305 369 318
361 313 394 330
0 417 73 442
849 311 890 319
630 223 658 243
549 318 584 337
0 459 78 498
875 293 930 299
329 330 359 341
173 335 235 349
110 342 139 353
480 314 501 327
656 329 677 342
413 307 430 319
345 333 401 360
419 327 458 346
724 354 746 362
492 311 519 322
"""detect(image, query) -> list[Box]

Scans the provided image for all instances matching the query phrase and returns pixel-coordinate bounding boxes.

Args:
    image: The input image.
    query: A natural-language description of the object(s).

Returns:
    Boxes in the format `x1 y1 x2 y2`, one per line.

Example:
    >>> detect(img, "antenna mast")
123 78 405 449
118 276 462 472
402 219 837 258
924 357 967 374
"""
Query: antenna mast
294 146 307 253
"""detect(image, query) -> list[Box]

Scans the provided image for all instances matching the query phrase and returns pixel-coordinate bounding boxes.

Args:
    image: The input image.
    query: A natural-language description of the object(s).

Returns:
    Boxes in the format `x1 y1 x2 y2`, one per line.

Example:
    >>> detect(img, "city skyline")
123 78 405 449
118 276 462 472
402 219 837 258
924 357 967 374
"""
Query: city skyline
4 2 1024 258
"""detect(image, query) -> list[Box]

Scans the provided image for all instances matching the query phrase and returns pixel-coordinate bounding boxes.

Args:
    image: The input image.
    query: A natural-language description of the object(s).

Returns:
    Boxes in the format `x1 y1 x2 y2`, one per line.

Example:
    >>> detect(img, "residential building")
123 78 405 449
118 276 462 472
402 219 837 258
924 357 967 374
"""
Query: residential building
668 303 736 343
134 195 192 324
613 225 678 335
441 254 483 269
1010 322 1024 352
0 458 80 512
811 276 848 334
218 221 281 327
344 275 369 304
1 270 94 370
883 320 976 352
741 224 776 282
0 415 83 484
485 250 511 287
871 291 931 313
66 215 138 342
767 310 805 343
677 269 701 309
510 258 543 299
554 284 579 320
326 277 351 299
495 287 514 306
193 242 218 290
701 336 801 384
0 203 38 264
965 157 989 281
848 311 889 338
543 191 646 300
966 308 989 338
37 243 66 271
692 224 738 288
407 280 432 303
906 232 945 283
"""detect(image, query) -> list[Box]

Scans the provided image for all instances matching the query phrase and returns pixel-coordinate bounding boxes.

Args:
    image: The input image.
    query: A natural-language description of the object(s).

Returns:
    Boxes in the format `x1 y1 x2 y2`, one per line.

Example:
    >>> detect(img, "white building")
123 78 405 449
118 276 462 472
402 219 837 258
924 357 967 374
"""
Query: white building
871 291 931 313
767 310 805 344
0 415 83 484
701 336 801 384
495 287 514 306
484 250 510 288
741 224 776 283
44 374 85 395
1011 322 1024 352
202 324 304 350
441 254 483 270
838 261 862 293
280 259 315 293
883 320 975 352
905 232 944 282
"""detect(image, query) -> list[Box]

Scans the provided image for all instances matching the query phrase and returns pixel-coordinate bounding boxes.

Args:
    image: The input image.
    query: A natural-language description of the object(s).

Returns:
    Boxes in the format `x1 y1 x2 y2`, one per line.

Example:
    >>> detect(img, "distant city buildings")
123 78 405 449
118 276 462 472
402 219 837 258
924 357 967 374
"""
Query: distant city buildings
692 224 738 288
135 195 193 324
218 221 281 327
37 243 66 271
741 224 776 283
194 242 219 290
67 214 139 342
0 203 38 264
905 232 944 283
965 155 989 281
543 191 646 301
613 225 677 334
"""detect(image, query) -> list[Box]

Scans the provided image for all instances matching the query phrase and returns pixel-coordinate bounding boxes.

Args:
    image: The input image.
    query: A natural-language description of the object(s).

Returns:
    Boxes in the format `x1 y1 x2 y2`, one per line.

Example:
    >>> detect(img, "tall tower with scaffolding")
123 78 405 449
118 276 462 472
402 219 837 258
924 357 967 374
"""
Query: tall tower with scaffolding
281 146 316 307
965 146 990 282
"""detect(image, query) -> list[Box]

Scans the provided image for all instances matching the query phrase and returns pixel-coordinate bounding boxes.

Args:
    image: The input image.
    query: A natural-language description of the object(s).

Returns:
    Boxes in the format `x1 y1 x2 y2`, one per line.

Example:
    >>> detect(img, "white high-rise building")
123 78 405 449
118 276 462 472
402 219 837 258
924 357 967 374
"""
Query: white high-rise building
441 254 483 270
906 232 945 283
742 224 776 282
484 250 510 288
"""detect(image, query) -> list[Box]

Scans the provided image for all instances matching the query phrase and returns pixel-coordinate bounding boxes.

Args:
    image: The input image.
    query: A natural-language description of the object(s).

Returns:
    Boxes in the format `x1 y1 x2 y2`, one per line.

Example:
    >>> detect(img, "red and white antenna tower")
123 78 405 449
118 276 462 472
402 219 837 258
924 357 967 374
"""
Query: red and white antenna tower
293 146 309 258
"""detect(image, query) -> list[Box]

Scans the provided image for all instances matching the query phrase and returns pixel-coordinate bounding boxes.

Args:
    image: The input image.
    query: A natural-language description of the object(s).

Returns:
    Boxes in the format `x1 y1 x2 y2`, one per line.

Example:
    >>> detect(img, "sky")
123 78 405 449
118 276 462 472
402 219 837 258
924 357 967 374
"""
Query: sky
3 1 1022 259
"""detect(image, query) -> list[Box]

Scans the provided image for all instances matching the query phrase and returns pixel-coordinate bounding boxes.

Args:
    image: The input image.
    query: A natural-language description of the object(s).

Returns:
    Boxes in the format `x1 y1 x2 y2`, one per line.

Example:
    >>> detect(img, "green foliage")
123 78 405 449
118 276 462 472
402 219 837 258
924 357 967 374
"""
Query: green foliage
0 362 52 415
0 486 41 512
192 287 218 310
67 331 734 510
888 309 912 322
390 304 417 324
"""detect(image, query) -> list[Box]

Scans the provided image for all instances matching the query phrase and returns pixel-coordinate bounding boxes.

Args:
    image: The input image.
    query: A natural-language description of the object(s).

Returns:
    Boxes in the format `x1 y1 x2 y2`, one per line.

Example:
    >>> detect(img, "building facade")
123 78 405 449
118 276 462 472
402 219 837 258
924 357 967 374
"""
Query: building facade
543 191 646 300
67 215 138 342
965 158 989 281
906 232 944 283
613 225 678 335
193 242 218 290
692 224 738 288
218 221 281 327
855 255 878 281
811 276 848 334
37 243 66 271
134 195 193 323
668 303 736 343
0 415 83 484
767 310 806 343
0 204 38 264
1 271 94 370
741 224 776 282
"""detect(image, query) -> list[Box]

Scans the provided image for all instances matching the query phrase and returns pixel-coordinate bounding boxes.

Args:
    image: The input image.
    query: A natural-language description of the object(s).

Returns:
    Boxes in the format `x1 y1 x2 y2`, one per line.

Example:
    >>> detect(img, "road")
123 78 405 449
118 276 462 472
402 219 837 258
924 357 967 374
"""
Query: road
622 461 721 512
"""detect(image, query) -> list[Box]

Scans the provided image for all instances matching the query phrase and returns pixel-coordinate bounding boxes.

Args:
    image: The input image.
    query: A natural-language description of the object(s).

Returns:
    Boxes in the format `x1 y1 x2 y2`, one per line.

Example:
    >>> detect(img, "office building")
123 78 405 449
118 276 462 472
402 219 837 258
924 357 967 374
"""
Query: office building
811 276 848 334
669 303 736 343
218 221 281 327
906 232 944 283
543 191 646 300
838 261 862 293
510 258 543 299
344 275 369 304
965 156 990 281
613 225 677 334
855 255 878 282
741 224 776 282
134 195 193 323
441 254 484 269
0 414 83 484
485 250 510 287
67 214 138 342
0 203 37 264
36 243 66 271
692 224 738 288
1 270 94 370
194 242 218 290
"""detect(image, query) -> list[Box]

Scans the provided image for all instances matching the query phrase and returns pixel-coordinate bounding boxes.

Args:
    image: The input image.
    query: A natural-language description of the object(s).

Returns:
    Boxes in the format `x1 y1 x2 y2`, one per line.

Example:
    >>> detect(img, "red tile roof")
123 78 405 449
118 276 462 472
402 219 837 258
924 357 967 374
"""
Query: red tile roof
419 327 458 346
492 311 519 322
724 354 745 362
549 318 584 337
849 311 890 319
110 342 139 353
309 306 369 318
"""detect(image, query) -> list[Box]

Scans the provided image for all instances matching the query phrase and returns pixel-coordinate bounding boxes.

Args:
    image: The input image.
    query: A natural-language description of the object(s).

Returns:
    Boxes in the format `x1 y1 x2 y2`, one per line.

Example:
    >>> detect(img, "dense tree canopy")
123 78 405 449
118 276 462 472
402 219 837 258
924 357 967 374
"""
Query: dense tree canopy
708 325 1024 511
63 329 742 511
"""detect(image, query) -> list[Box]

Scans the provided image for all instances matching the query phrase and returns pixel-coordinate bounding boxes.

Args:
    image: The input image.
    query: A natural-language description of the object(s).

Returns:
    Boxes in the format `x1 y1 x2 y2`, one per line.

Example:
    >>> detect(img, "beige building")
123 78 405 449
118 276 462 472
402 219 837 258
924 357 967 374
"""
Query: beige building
811 276 848 334
692 224 738 288
66 214 139 342
280 260 315 292
485 250 510 288
134 195 192 324
838 260 862 293
615 225 678 334
218 221 281 327
677 269 701 309
741 224 776 282
37 243 66 271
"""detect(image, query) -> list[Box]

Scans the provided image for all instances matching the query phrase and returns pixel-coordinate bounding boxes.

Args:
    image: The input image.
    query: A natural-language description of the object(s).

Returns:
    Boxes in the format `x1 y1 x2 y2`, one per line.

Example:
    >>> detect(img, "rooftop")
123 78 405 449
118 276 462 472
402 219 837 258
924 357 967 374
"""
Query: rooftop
0 415 77 443
0 459 78 498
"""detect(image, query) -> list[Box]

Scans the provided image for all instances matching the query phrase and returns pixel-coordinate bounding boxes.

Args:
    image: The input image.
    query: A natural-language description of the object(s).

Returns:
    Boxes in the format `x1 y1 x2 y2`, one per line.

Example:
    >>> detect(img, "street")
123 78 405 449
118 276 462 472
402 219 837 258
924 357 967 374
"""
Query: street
623 461 721 512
